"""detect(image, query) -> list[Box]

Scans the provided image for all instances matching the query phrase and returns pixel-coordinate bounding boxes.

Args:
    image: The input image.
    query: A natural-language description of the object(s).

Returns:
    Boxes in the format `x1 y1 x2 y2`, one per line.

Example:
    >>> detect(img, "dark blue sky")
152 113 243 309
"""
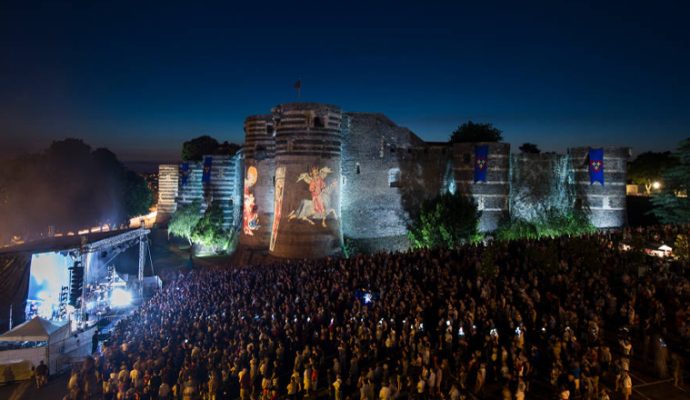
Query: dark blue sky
1 1 689 161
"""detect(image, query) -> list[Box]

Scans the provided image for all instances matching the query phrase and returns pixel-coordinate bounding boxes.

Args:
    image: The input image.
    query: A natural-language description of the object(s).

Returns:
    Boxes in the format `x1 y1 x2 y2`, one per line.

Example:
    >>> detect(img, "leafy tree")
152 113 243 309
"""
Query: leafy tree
182 135 220 161
450 121 503 143
168 200 203 245
124 171 153 217
651 138 690 224
674 234 689 264
191 200 232 253
0 139 152 243
408 192 481 249
628 151 678 194
217 141 242 156
519 142 541 154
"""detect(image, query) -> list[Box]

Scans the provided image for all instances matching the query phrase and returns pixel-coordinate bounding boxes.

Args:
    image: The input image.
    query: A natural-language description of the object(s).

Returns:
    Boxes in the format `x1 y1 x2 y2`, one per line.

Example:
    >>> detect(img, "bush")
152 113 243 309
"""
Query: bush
408 192 481 249
496 209 595 241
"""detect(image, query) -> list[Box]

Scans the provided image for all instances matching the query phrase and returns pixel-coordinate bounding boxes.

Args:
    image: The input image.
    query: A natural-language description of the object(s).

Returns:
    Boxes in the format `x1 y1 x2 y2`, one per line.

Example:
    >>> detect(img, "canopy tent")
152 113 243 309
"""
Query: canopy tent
0 316 68 342
0 317 71 380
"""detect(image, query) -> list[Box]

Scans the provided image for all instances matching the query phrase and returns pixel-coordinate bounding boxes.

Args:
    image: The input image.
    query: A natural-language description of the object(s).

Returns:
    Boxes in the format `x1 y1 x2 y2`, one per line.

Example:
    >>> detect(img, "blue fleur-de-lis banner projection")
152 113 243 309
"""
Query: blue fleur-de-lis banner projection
179 162 190 187
202 156 212 184
474 145 489 183
588 148 604 185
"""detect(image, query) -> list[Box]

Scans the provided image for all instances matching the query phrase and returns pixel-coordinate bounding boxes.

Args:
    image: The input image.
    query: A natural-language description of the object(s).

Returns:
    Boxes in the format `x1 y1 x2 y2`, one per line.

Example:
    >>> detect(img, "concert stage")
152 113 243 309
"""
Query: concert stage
0 228 153 334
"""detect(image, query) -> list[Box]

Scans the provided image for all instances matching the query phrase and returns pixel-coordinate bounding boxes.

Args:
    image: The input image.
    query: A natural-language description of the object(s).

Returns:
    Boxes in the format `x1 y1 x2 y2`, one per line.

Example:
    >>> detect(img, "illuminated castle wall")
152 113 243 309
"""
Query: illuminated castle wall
240 115 275 249
157 155 242 230
159 102 630 258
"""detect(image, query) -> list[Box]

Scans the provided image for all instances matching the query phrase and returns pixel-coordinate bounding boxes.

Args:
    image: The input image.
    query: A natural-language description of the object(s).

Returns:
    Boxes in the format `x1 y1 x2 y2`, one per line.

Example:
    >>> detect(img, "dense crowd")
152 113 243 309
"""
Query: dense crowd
64 225 689 400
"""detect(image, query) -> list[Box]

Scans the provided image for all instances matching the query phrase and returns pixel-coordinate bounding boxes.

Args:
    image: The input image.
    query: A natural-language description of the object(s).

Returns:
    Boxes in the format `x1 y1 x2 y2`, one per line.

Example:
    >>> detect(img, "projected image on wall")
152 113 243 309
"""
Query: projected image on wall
26 252 71 320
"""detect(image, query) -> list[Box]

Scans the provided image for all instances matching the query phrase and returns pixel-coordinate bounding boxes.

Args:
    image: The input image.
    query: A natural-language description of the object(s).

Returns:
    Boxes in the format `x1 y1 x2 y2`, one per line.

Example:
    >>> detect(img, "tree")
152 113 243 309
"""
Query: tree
182 135 220 161
217 141 241 156
450 121 503 143
168 200 203 245
408 192 481 249
674 234 689 264
651 138 690 224
191 200 232 253
519 143 541 154
124 171 153 217
0 138 153 243
628 151 678 194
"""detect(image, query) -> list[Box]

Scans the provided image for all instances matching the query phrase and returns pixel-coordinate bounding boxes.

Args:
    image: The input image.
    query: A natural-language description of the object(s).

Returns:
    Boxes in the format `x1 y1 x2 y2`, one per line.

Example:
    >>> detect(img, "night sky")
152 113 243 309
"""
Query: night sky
1 1 689 161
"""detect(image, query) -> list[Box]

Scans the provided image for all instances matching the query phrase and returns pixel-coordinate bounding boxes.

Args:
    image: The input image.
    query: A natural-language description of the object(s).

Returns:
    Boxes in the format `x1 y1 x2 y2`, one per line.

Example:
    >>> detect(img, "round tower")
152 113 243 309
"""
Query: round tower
240 115 275 249
269 103 343 258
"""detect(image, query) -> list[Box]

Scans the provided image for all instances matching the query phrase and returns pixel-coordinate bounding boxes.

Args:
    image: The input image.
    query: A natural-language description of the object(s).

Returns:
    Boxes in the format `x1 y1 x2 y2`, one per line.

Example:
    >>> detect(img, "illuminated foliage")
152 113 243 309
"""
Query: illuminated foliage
191 200 233 253
496 209 595 241
408 192 481 249
168 200 202 245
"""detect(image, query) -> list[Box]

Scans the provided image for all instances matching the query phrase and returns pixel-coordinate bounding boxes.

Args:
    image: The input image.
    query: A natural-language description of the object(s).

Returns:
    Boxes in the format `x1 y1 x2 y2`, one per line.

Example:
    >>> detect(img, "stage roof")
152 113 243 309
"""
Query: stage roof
0 229 146 257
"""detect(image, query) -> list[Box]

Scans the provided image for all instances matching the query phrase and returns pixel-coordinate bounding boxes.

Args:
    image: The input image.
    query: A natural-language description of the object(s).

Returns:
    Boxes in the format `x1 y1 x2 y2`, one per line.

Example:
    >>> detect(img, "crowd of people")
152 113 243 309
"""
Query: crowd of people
63 225 689 399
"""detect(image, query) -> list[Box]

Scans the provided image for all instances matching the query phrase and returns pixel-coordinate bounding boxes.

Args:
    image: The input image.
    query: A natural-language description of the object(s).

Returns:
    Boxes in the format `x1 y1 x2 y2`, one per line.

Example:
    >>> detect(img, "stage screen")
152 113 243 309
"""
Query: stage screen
26 252 72 320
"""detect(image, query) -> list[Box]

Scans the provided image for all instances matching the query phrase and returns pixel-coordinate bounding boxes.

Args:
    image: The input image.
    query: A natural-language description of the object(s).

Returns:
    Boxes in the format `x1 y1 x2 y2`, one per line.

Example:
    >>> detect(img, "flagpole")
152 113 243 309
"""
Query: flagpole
294 80 302 99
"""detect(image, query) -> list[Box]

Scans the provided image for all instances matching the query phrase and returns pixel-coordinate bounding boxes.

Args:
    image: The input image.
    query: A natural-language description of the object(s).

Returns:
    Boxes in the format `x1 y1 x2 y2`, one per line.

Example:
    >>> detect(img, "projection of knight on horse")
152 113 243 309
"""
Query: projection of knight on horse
288 166 337 227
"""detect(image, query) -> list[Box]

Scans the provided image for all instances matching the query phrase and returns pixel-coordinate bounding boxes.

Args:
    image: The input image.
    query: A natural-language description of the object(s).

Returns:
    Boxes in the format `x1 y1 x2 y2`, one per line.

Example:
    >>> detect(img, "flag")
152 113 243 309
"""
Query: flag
202 156 212 184
588 148 604 185
179 162 189 187
474 145 489 183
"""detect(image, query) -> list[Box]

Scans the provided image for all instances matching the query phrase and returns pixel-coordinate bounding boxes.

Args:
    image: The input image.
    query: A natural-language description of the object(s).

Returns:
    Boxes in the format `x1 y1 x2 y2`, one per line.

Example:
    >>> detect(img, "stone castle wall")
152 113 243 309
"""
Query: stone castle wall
159 102 630 258
568 147 630 228
160 154 242 229
341 113 449 253
452 142 511 232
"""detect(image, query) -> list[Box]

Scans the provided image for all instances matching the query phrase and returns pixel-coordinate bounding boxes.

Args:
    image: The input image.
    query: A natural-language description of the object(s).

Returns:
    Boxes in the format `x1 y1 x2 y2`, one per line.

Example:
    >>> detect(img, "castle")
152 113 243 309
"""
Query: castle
158 102 630 258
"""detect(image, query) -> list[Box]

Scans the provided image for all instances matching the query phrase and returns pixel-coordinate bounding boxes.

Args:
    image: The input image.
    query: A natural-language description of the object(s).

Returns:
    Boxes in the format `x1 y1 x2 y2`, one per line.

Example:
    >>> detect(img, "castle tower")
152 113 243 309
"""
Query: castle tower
452 142 511 231
240 115 275 248
568 147 630 228
156 164 179 224
269 103 343 258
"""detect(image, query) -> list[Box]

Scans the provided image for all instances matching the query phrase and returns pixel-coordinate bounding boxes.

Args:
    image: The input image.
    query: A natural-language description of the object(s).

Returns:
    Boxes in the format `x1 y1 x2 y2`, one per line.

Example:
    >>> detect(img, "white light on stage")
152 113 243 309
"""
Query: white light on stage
27 252 71 320
111 288 132 307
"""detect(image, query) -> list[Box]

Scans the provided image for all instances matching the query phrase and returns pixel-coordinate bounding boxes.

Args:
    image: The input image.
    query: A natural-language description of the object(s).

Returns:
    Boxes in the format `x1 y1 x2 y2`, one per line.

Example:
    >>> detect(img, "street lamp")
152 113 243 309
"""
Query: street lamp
652 181 661 190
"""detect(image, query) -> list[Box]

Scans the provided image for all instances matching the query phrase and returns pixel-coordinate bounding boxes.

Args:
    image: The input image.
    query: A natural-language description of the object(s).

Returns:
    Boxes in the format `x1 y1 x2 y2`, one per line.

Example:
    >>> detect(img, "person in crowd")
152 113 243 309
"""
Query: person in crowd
35 359 48 388
64 225 689 399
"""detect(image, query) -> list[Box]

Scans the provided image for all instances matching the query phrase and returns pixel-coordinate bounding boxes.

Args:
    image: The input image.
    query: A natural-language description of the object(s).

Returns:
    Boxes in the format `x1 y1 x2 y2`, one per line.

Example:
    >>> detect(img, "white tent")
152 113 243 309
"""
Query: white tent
0 317 68 342
0 317 71 380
